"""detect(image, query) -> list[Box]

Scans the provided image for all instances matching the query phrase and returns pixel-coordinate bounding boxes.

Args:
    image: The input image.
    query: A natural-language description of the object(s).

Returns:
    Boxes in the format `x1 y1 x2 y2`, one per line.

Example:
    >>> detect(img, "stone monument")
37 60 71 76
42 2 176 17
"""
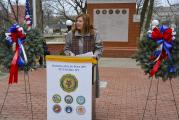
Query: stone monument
87 0 140 57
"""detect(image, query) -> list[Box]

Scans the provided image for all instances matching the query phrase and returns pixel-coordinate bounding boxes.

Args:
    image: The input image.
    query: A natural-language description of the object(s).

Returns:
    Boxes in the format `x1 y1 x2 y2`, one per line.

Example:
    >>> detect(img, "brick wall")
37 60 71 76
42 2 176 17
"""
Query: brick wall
47 44 64 55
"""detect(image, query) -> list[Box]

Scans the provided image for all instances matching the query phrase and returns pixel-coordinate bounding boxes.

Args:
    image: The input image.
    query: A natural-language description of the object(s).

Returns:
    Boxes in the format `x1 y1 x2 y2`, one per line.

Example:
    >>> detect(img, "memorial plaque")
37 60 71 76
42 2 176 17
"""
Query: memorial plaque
94 9 129 42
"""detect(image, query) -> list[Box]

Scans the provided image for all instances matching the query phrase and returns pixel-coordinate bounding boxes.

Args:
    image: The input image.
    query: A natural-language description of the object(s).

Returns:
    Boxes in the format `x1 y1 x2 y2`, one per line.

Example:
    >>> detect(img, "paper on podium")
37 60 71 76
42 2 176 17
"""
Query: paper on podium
76 52 94 57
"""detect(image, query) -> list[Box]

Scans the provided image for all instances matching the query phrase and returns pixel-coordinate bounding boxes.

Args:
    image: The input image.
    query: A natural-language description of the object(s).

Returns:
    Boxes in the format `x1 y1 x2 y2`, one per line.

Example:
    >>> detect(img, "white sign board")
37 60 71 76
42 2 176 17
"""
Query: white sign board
133 14 140 22
47 58 92 120
94 9 129 42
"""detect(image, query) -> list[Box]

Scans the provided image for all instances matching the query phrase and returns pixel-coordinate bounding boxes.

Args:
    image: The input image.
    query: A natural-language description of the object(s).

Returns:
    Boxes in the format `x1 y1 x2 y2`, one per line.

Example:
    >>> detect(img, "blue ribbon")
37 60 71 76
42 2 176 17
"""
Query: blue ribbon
156 39 173 62
154 50 161 57
6 24 19 46
8 24 19 33
17 38 25 67
6 37 13 45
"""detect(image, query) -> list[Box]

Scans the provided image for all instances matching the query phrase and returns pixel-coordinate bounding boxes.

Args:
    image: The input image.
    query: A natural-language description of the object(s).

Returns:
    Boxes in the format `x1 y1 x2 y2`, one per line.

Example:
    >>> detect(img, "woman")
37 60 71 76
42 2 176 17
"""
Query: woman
64 14 103 98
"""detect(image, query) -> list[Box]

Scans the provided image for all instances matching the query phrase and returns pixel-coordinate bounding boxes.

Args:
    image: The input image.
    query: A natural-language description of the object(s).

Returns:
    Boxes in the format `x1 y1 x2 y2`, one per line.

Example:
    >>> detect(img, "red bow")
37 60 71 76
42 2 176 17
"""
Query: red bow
152 27 173 42
11 30 26 42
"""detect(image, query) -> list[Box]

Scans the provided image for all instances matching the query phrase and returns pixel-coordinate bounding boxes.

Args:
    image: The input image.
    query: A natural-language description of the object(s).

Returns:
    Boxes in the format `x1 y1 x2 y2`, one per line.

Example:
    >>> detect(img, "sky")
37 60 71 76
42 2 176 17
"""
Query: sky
10 0 179 6
161 0 179 6
11 0 25 5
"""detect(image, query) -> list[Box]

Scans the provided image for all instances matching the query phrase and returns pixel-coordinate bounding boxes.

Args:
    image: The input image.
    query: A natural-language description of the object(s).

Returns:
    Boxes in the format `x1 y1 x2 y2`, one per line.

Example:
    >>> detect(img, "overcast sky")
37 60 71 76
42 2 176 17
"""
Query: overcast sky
161 0 179 6
11 0 179 6
11 0 25 5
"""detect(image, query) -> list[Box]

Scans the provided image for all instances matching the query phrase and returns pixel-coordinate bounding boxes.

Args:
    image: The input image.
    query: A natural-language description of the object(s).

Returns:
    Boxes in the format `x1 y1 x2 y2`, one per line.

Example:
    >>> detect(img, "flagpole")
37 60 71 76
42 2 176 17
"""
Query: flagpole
32 0 37 28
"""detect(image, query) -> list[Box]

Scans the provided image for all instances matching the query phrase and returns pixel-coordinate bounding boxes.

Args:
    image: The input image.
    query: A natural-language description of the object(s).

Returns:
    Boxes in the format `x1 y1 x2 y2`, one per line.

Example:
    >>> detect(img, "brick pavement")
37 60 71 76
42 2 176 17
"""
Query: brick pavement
0 68 179 120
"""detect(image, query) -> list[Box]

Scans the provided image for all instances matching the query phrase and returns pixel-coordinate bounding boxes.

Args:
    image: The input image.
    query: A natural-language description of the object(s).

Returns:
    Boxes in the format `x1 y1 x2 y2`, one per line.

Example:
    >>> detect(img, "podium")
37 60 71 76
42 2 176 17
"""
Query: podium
46 55 97 120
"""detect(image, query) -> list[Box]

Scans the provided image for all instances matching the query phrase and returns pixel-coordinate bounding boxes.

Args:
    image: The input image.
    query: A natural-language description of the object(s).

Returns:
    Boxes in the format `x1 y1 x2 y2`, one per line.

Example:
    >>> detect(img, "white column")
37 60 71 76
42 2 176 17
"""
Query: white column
33 0 37 28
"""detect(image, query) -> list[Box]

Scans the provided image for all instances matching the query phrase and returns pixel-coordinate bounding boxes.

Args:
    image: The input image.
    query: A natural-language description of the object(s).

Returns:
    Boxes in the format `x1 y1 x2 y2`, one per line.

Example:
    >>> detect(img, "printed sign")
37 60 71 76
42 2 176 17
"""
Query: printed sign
47 56 93 120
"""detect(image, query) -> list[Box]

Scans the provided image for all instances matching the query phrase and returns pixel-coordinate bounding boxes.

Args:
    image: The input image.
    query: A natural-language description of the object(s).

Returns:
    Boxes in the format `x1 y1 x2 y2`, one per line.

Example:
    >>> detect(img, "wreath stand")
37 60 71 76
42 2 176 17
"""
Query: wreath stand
142 78 179 120
0 70 34 120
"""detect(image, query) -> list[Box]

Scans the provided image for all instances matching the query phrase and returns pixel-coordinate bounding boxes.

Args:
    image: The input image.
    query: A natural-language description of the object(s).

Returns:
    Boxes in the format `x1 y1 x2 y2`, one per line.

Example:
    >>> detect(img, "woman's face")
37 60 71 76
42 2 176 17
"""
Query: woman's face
76 17 84 31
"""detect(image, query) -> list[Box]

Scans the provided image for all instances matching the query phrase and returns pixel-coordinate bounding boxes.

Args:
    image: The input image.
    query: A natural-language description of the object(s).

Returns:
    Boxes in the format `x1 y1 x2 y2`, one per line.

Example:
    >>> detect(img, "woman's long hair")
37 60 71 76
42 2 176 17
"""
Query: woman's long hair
72 14 95 35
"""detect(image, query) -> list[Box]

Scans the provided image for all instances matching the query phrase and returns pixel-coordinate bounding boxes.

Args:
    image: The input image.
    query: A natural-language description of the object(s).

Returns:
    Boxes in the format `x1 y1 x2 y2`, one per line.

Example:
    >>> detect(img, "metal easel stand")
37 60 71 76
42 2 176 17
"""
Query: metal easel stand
142 78 179 120
0 70 34 120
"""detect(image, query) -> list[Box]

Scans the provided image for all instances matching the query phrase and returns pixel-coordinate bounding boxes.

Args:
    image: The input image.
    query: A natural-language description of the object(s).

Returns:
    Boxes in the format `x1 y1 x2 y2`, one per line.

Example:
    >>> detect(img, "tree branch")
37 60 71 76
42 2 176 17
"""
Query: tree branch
43 0 87 21
16 0 19 23
0 1 13 25
0 1 9 17
8 0 18 22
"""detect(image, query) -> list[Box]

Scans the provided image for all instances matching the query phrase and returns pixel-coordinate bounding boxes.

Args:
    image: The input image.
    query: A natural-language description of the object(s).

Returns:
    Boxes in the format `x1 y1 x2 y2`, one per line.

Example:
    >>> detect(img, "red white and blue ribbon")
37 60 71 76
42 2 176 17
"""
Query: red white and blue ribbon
5 24 28 84
147 25 176 77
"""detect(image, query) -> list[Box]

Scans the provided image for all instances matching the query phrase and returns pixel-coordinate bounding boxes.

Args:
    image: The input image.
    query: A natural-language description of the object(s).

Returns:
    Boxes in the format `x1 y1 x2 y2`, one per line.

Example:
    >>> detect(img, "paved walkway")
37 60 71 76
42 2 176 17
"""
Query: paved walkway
0 58 179 120
99 58 139 68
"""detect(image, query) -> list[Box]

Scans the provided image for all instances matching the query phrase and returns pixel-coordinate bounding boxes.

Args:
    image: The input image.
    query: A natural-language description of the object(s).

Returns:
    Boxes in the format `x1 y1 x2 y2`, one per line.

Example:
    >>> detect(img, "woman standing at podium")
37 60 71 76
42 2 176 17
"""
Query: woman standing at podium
64 14 103 98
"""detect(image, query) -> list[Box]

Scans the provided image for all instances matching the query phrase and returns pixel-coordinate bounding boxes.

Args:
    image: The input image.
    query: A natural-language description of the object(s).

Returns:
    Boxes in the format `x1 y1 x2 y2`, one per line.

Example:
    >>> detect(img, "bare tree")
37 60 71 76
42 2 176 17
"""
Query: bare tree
7 0 19 23
139 0 155 41
43 2 54 25
145 0 154 29
0 0 21 28
140 0 150 28
0 1 11 24
136 0 144 14
36 0 43 31
154 0 163 7
43 0 87 21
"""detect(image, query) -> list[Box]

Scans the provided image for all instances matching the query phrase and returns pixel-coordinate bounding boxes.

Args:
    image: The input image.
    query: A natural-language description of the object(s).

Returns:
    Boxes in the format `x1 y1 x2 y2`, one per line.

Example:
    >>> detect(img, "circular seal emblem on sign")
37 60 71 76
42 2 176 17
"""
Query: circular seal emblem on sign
65 106 73 114
65 95 73 104
53 104 61 113
60 74 78 93
76 106 86 115
76 96 85 105
52 94 61 103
